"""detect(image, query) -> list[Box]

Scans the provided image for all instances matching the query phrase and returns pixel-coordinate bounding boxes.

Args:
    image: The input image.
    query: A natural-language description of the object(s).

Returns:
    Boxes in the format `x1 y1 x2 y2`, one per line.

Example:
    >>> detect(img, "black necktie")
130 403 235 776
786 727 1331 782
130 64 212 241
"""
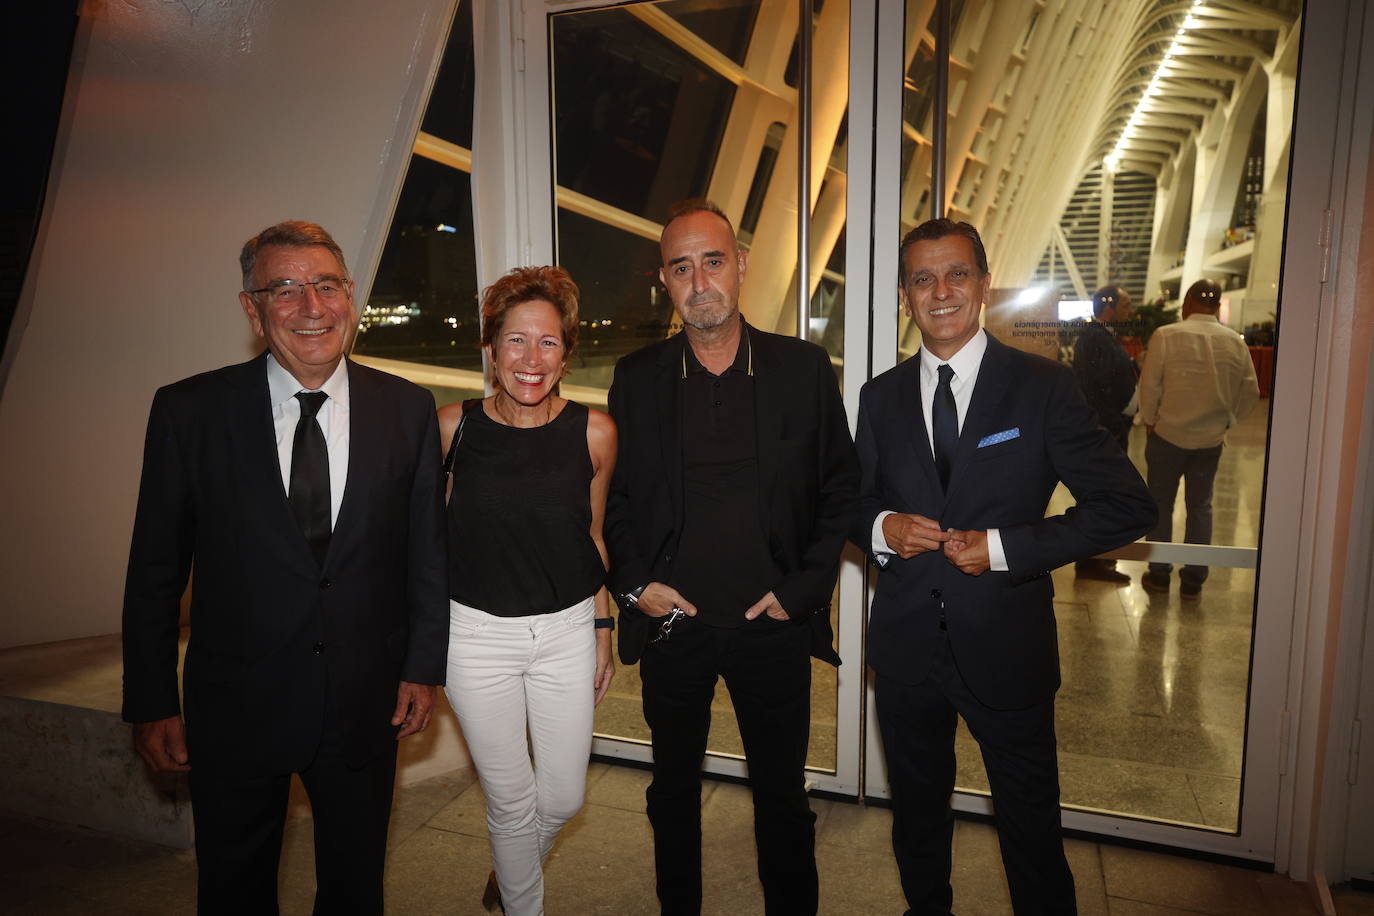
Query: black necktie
932 363 957 491
290 392 331 566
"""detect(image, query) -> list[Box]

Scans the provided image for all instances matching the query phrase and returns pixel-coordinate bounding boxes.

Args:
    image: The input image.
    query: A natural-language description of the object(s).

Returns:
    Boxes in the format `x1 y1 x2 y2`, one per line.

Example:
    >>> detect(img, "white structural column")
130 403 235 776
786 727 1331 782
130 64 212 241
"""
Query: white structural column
968 0 1098 229
1098 165 1115 287
1245 22 1301 327
1144 142 1196 298
944 1 1034 216
1181 61 1266 305
985 1 1144 283
742 0 850 334
700 0 798 220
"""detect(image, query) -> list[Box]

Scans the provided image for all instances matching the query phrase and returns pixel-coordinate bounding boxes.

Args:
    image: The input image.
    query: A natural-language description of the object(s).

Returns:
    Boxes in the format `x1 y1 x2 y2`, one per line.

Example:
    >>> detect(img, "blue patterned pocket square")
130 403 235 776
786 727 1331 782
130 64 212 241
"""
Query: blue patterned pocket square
977 427 1020 448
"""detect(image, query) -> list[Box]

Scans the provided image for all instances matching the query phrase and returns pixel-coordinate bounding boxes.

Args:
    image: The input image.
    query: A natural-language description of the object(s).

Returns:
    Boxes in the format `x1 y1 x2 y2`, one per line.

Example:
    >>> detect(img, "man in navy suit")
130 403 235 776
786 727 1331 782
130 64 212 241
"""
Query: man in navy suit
853 219 1154 915
122 221 448 914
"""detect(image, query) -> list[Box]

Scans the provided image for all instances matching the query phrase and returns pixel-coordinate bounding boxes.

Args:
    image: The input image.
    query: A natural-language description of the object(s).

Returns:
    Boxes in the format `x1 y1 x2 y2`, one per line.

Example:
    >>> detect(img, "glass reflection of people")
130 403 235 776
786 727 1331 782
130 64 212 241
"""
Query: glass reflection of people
854 219 1155 915
1139 279 1260 598
1071 285 1140 584
438 267 617 916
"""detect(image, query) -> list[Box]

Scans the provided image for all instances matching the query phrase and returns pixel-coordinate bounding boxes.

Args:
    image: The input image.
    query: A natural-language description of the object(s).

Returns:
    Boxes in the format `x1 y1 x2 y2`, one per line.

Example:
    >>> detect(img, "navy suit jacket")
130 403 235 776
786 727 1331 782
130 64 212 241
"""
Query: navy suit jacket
121 353 448 773
853 333 1155 710
605 324 859 666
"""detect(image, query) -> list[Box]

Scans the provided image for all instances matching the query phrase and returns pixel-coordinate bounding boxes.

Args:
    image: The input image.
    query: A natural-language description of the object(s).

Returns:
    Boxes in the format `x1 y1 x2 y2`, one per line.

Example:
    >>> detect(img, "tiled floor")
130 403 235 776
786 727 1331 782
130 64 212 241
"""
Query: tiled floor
2 761 1344 914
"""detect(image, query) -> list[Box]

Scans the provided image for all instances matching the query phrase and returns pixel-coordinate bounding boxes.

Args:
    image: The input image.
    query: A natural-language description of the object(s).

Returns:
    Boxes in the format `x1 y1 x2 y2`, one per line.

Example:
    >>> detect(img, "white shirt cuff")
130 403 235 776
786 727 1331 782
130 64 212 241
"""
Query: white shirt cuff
987 528 1007 572
872 511 896 561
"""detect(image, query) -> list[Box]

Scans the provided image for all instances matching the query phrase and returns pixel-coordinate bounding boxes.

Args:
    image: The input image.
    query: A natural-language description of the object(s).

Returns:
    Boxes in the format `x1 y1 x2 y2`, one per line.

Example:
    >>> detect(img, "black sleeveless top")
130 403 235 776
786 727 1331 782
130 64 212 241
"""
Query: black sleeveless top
446 399 606 616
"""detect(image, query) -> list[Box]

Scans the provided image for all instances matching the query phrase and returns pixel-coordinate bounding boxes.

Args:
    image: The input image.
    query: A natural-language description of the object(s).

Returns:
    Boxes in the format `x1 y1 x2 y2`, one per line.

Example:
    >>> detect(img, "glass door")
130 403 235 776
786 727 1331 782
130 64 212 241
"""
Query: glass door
526 0 868 796
861 0 1307 861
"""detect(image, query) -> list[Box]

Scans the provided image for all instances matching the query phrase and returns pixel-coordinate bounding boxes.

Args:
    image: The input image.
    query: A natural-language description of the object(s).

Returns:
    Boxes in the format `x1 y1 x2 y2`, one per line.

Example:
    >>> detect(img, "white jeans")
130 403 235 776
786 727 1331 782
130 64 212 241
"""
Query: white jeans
444 596 597 916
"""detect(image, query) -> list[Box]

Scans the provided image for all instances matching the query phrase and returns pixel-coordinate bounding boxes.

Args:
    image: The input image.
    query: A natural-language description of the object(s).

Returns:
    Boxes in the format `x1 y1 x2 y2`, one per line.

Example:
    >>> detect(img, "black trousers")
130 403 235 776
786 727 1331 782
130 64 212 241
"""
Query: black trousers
640 617 818 916
189 719 398 915
875 632 1076 916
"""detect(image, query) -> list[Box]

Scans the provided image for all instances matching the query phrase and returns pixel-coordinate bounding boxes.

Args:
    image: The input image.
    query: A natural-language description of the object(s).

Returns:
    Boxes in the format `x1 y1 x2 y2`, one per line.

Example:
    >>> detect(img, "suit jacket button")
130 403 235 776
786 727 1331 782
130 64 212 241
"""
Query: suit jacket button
313 641 325 654
930 588 942 599
320 578 332 589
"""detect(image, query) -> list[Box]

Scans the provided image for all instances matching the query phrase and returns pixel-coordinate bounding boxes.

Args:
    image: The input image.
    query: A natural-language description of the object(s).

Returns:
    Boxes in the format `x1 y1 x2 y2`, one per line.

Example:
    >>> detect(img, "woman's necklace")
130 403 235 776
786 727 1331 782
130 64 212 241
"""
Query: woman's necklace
493 391 554 428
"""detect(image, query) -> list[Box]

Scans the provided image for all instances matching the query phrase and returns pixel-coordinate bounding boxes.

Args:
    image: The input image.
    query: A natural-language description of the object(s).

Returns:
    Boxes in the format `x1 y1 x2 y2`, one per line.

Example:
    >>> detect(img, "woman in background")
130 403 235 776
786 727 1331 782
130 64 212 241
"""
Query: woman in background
439 266 616 915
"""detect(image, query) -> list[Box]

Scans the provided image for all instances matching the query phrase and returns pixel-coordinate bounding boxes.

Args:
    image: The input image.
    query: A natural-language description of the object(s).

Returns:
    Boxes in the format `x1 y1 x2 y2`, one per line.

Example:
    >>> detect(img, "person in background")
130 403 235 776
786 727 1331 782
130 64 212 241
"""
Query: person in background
1139 279 1260 598
1071 284 1140 584
439 265 616 915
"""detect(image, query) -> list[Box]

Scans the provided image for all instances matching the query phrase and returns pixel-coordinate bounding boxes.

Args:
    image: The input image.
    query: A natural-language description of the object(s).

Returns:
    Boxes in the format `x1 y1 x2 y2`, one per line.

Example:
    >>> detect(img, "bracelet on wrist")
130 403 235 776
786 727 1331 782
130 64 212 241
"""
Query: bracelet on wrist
594 617 615 630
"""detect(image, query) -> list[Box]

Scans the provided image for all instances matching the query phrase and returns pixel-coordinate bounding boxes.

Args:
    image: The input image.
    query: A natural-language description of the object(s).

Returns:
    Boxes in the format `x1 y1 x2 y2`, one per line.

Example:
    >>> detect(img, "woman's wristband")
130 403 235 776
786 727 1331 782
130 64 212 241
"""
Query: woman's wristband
594 617 615 631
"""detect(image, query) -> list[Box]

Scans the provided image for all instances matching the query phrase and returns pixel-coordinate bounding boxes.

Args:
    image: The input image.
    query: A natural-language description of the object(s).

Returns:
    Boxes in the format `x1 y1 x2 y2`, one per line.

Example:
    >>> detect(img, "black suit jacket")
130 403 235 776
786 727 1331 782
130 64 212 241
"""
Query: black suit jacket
121 353 448 773
1072 320 1137 426
853 334 1155 710
605 324 859 665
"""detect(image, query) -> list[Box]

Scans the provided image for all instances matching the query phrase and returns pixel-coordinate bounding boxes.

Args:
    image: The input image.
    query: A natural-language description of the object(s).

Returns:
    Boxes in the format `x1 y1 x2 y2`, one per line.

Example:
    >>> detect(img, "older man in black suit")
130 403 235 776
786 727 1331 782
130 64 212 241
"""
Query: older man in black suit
122 221 448 914
605 199 858 915
854 219 1154 915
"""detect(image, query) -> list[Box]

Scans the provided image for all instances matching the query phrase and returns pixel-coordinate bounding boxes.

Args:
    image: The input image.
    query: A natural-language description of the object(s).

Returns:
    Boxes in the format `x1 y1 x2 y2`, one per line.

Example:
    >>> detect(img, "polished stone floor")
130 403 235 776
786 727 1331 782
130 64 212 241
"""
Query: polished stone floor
5 761 1353 915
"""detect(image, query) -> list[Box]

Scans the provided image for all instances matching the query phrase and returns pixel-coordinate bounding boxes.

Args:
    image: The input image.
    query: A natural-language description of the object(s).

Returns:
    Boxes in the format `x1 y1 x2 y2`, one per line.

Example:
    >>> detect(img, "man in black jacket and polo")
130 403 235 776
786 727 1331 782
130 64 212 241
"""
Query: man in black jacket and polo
605 199 858 915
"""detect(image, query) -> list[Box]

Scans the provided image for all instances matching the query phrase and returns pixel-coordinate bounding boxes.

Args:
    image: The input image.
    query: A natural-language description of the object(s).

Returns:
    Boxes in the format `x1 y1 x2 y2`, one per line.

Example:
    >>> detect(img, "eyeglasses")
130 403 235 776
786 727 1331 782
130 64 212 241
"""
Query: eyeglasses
651 607 687 644
250 276 351 303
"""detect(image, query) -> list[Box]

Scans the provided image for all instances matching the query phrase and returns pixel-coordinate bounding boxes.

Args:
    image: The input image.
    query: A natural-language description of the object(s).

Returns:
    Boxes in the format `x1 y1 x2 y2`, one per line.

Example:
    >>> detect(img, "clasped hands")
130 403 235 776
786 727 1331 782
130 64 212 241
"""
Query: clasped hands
882 513 990 576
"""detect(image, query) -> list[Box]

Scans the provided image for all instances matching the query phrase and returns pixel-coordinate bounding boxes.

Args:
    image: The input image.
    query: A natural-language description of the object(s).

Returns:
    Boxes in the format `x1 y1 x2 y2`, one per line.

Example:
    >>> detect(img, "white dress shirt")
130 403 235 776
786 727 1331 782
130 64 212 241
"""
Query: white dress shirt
872 330 1008 571
267 354 350 529
1138 314 1260 449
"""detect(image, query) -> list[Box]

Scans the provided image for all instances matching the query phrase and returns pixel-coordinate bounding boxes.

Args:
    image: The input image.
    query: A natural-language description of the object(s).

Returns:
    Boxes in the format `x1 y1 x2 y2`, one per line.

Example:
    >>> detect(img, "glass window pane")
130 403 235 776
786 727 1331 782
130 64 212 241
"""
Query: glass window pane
354 155 480 373
557 211 669 393
656 0 761 64
552 7 735 218
353 1 479 399
552 0 847 774
419 1 475 149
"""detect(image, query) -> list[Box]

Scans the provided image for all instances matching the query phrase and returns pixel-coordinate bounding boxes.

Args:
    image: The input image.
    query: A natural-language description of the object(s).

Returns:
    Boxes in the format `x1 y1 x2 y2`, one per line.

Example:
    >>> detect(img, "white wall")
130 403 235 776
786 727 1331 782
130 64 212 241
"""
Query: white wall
0 0 456 648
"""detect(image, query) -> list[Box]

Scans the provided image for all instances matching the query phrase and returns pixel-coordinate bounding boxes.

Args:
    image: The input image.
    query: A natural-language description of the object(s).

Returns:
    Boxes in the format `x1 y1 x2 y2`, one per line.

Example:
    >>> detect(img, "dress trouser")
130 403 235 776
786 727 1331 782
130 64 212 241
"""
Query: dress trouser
1145 432 1224 586
189 687 398 916
444 596 597 916
640 616 817 916
875 631 1075 916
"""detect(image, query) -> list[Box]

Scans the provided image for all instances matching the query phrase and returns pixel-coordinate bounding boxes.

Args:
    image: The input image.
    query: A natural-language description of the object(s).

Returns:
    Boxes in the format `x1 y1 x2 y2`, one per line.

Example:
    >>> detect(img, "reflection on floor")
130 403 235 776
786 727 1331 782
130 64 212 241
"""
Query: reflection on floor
1023 408 1268 830
595 407 1269 831
4 763 1338 915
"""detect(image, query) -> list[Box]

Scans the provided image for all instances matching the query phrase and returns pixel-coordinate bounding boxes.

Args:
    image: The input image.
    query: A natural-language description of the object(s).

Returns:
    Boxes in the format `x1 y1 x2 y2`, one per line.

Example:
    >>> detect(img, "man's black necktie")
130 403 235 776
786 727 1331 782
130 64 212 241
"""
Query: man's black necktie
290 391 331 566
932 363 957 491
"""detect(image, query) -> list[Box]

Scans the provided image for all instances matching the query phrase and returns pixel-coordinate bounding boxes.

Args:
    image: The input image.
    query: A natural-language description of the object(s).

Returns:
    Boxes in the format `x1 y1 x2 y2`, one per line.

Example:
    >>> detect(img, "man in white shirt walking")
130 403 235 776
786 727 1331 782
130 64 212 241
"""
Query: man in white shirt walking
1138 279 1260 597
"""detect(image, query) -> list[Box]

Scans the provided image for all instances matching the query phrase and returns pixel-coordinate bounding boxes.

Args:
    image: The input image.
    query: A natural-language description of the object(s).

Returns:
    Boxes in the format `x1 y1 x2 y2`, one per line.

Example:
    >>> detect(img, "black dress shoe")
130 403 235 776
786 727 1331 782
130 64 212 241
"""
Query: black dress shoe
1141 571 1171 593
1075 560 1131 584
1180 580 1202 599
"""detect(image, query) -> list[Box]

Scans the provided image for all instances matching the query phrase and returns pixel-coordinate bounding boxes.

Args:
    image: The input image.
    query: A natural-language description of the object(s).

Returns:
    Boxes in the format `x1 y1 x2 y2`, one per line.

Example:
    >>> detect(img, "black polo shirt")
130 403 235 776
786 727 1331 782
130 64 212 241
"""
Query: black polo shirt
668 323 776 627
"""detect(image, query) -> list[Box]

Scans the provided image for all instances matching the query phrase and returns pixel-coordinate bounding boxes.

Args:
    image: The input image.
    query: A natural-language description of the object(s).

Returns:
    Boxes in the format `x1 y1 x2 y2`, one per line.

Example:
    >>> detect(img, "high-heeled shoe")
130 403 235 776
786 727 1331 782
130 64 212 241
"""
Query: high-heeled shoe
482 870 505 914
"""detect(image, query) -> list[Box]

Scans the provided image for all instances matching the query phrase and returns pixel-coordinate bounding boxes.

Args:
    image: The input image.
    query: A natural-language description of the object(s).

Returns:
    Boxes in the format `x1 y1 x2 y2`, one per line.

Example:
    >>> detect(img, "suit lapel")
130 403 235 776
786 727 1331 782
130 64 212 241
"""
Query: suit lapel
331 359 373 561
944 334 1012 505
228 352 315 566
